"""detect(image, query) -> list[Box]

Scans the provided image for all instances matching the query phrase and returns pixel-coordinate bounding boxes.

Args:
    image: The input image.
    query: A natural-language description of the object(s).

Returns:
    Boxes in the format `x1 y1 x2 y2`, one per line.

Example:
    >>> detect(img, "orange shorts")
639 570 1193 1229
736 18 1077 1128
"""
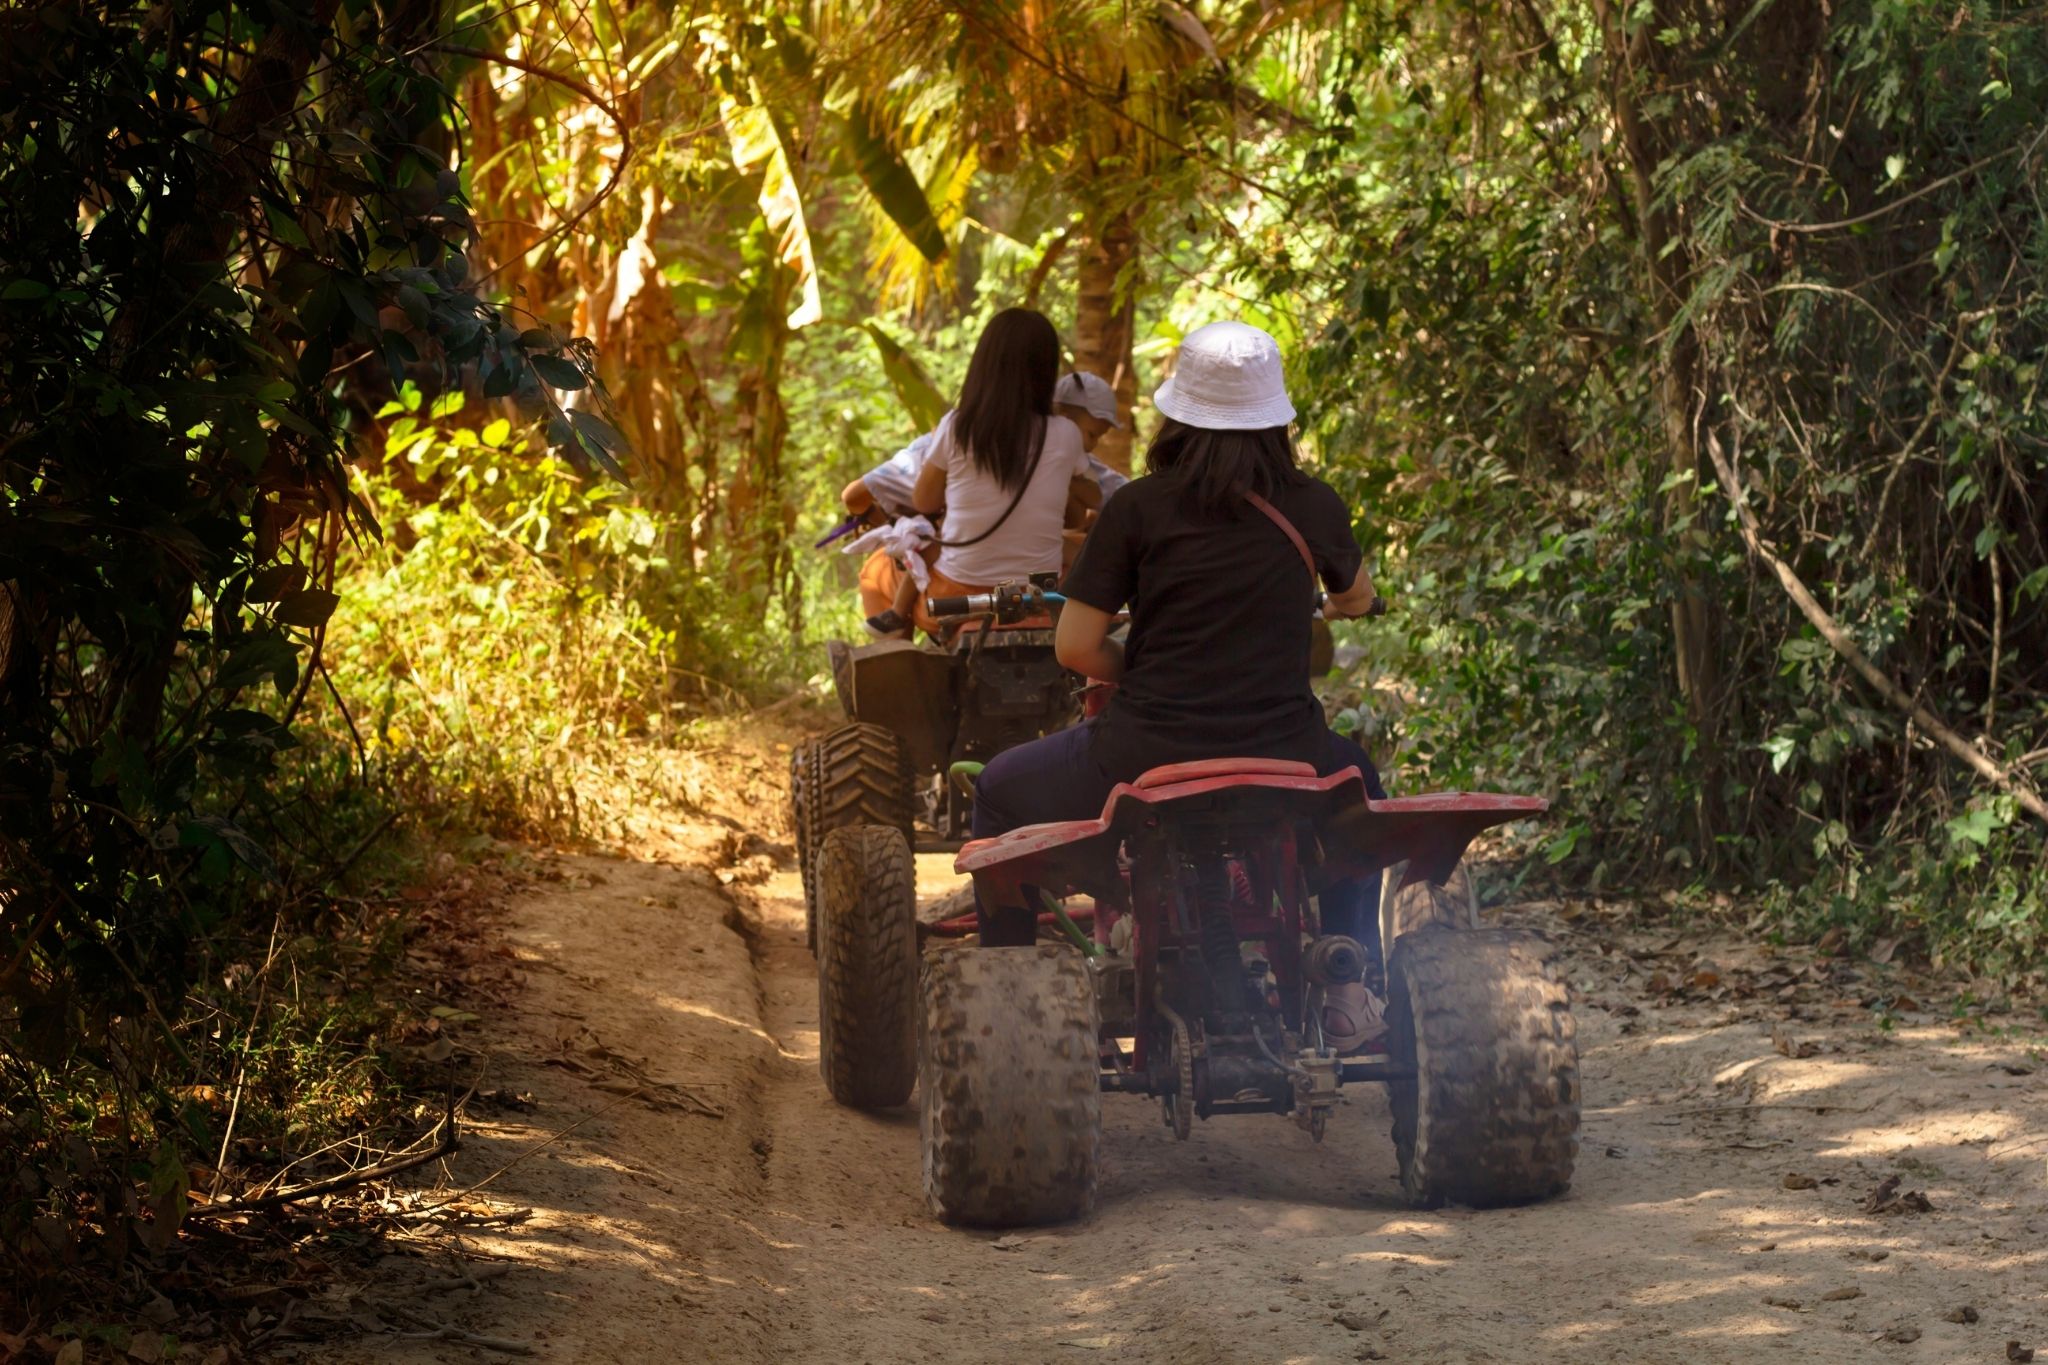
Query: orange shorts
857 548 903 619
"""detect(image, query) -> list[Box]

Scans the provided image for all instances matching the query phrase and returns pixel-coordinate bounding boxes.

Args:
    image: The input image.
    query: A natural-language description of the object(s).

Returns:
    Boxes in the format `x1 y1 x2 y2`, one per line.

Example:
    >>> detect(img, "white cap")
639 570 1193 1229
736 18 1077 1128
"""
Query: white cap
1151 321 1296 430
1053 371 1124 429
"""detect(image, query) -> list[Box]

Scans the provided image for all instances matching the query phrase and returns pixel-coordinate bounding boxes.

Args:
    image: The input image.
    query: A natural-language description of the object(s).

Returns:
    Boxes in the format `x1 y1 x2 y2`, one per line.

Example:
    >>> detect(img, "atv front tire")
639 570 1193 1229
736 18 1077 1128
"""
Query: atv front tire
816 825 919 1109
1385 926 1579 1208
921 945 1101 1226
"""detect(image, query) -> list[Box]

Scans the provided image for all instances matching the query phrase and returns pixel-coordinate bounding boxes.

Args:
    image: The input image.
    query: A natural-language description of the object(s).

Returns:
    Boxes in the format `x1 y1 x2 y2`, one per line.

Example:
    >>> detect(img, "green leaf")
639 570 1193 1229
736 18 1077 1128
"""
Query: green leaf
863 323 949 433
568 409 628 455
181 815 278 880
1 279 50 301
274 588 339 628
530 353 587 390
1944 804 2008 848
835 105 948 264
568 410 629 480
247 564 306 602
218 632 298 695
1544 823 1586 865
481 417 512 445
265 204 311 250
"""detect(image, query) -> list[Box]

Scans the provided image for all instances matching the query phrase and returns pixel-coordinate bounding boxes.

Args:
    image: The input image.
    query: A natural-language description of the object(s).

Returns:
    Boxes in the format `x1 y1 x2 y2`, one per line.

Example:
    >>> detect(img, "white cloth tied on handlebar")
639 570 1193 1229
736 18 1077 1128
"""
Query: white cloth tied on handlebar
841 516 936 590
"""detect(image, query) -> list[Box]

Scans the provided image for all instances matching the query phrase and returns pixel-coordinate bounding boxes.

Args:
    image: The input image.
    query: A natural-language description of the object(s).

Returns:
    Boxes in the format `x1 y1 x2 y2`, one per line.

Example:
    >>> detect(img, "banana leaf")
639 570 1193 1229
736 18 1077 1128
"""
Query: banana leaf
836 104 948 264
864 323 949 433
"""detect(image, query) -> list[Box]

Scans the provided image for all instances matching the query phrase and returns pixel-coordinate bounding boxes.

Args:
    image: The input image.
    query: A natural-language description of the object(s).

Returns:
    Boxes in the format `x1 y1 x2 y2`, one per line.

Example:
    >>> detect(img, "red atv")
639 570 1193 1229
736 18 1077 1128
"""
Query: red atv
806 588 1578 1224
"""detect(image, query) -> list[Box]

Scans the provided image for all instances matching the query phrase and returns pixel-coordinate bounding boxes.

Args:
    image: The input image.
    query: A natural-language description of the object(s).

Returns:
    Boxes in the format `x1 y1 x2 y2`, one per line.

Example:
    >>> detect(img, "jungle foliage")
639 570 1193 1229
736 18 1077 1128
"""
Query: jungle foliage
1 0 2045 1342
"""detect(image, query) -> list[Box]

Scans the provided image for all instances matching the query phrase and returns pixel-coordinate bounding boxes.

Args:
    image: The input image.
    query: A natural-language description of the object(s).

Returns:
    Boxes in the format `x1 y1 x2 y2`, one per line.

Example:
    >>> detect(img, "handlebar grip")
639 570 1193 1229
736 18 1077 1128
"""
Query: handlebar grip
928 595 983 617
1366 596 1389 617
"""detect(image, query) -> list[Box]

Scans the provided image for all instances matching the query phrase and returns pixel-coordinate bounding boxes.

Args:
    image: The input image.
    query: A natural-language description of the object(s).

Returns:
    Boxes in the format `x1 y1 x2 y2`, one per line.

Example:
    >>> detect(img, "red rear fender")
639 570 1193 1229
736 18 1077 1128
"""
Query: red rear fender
957 766 1546 902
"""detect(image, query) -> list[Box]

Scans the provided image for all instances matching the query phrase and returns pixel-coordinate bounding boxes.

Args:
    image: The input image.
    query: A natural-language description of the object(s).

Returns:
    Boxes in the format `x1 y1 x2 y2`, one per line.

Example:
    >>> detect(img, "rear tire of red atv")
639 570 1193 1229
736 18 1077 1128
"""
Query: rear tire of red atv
805 723 914 953
1378 860 1479 949
816 825 919 1110
1386 926 1579 1208
921 945 1101 1227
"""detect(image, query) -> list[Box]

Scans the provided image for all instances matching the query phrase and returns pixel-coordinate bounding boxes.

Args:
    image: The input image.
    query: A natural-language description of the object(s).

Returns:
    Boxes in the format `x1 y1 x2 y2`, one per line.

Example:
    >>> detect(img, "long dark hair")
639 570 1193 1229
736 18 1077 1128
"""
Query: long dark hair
1145 417 1304 514
952 307 1060 493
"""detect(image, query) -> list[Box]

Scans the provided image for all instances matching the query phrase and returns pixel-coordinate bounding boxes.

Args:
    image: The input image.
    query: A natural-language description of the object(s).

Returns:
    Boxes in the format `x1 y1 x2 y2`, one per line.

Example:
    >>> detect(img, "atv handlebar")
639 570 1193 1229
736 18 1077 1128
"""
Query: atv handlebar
930 584 1389 624
927 581 1067 625
929 589 1067 619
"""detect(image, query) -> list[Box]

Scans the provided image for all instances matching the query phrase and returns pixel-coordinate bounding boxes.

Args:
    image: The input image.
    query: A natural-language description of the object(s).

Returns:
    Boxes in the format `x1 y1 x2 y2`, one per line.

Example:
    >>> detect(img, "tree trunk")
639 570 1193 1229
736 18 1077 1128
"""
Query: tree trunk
1072 208 1139 473
1594 0 1726 853
725 261 795 604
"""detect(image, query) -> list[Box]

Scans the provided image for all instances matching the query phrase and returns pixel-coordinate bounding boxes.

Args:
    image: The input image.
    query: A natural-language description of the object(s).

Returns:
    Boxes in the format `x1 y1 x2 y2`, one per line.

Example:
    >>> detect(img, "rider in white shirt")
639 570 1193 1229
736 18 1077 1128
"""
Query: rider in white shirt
842 343 1128 636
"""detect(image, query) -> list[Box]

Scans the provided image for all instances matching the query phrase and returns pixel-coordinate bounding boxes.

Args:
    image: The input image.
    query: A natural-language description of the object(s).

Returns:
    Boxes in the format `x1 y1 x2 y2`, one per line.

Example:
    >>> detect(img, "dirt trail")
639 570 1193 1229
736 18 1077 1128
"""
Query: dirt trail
312 805 2048 1363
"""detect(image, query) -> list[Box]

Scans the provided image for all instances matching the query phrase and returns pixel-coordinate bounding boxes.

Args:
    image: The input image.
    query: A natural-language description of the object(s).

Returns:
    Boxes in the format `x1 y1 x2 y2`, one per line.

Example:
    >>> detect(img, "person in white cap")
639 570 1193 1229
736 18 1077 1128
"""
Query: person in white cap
967 320 1391 1048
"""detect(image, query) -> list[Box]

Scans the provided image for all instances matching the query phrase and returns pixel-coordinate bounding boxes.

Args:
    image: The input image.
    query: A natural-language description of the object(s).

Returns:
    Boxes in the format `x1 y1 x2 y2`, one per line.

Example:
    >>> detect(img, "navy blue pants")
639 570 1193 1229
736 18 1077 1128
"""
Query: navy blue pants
971 721 1387 945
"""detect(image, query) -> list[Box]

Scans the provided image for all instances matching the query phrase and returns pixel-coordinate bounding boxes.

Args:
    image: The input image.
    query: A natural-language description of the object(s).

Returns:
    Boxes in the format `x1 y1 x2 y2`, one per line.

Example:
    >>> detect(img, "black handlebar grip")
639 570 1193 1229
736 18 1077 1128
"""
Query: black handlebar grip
928 595 976 617
1366 595 1389 617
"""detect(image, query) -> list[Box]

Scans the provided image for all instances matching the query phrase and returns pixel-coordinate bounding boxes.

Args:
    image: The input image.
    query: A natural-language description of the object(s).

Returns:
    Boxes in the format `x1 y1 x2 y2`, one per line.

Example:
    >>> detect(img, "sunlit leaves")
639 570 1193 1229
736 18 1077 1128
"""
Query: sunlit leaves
723 90 823 329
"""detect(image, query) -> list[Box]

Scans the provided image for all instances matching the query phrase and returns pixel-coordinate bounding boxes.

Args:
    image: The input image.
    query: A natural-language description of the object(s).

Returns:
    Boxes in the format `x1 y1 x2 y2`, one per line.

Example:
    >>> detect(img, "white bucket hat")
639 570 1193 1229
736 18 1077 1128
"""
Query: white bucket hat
1052 371 1124 429
1151 320 1297 430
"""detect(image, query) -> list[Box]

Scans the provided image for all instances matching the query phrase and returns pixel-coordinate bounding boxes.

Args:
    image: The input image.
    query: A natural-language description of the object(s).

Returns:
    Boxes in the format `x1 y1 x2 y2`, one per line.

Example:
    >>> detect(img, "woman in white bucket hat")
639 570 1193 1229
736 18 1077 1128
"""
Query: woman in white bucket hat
969 320 1391 1048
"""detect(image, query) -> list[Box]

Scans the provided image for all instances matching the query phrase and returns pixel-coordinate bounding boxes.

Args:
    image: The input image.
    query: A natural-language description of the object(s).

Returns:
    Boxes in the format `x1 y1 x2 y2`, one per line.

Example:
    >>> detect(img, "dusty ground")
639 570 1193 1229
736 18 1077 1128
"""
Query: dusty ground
300 754 2048 1364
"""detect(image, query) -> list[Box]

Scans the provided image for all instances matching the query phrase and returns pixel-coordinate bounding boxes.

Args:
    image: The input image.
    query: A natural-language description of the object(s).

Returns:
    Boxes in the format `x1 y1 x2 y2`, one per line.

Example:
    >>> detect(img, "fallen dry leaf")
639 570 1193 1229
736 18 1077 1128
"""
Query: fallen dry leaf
1944 1306 1980 1324
1880 1325 1921 1344
1821 1287 1863 1302
1816 926 1847 955
1861 1176 1935 1215
2009 1344 2036 1363
1762 1296 1803 1310
1783 1172 1819 1190
1772 1023 1821 1059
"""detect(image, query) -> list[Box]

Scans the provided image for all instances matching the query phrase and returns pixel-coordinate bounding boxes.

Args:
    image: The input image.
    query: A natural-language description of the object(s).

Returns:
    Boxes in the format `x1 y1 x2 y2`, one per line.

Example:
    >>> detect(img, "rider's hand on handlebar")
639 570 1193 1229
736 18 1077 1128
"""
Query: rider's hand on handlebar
1321 563 1386 621
1322 591 1388 621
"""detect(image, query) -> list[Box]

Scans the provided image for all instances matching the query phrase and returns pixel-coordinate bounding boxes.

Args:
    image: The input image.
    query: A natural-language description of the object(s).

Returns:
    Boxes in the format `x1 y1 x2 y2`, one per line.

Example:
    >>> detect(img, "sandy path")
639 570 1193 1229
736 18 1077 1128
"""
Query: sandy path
311 831 2048 1363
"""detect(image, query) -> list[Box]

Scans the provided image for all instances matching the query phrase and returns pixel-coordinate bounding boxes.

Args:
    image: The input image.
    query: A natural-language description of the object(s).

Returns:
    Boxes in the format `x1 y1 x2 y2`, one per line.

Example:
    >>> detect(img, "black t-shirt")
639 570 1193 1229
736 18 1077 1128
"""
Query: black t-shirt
1061 472 1363 783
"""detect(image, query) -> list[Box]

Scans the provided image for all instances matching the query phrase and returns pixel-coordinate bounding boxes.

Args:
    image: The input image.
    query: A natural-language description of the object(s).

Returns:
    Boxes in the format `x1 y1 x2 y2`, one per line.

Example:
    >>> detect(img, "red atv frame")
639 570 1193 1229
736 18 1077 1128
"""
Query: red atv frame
802 589 1578 1227
909 759 1580 1225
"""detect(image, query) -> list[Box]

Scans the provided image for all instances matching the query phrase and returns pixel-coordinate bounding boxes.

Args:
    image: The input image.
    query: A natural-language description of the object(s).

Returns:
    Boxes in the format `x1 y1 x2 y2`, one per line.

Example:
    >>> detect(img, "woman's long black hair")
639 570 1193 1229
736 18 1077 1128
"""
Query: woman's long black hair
1145 417 1304 514
952 307 1060 492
